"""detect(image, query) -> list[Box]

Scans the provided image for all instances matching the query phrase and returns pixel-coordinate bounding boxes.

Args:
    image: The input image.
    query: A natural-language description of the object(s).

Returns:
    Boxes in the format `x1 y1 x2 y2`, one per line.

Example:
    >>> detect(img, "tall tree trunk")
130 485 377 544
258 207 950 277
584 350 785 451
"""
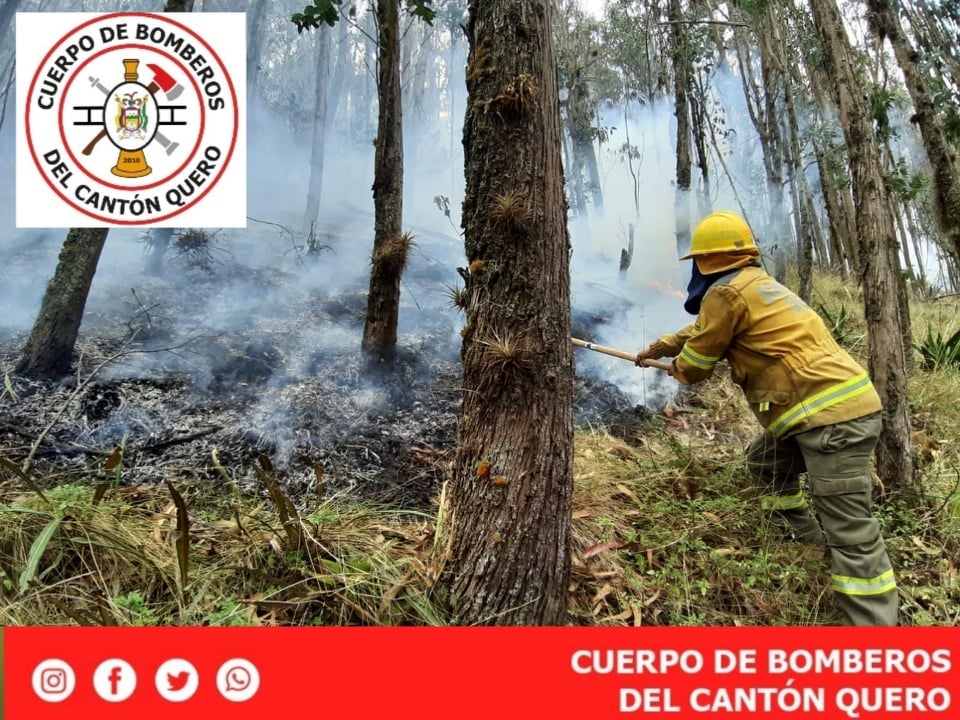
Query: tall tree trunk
581 133 604 217
808 68 860 276
869 0 960 265
143 228 173 276
246 0 268 104
20 0 194 374
904 203 929 289
304 30 332 230
809 0 915 492
327 17 351 143
163 0 194 12
15 229 109 377
0 0 20 46
448 25 461 192
449 0 573 625
736 9 790 282
362 0 405 363
689 77 712 218
778 51 819 298
142 0 196 276
811 130 850 278
402 21 430 206
669 0 692 256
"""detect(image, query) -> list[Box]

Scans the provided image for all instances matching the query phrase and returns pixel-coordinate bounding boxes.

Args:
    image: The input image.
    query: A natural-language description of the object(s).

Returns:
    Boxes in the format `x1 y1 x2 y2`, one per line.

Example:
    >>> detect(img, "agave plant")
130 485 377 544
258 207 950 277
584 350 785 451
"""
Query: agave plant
916 326 960 370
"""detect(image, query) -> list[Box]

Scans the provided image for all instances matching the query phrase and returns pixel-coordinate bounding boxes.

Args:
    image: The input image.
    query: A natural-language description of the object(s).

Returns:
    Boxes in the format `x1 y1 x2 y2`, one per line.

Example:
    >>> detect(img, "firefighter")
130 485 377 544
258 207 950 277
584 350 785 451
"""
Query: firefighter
636 210 898 626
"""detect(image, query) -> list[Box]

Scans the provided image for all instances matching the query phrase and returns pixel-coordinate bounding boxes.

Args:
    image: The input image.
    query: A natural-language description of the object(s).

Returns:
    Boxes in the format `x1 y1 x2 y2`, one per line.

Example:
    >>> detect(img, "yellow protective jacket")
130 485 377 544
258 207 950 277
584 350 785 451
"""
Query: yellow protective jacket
648 264 881 438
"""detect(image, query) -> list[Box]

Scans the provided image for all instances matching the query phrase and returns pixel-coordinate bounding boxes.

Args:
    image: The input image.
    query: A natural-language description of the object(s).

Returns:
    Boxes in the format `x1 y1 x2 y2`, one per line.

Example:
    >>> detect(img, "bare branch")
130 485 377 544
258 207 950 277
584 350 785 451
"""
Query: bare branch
658 20 749 28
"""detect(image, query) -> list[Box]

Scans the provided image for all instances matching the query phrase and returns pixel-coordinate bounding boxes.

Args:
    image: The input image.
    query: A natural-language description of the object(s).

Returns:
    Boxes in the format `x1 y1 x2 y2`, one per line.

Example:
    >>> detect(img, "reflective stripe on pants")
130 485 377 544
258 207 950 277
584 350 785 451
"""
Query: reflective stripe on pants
747 413 898 626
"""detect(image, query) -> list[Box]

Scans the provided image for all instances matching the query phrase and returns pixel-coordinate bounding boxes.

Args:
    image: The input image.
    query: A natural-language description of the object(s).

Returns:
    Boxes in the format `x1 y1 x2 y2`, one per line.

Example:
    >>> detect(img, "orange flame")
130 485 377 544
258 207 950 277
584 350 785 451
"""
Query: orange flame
649 279 685 299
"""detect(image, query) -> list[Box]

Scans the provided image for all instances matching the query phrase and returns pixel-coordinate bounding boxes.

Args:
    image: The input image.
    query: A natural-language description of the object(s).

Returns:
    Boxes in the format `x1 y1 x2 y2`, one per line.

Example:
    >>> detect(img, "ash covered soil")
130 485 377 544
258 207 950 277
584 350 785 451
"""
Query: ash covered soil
0 221 655 509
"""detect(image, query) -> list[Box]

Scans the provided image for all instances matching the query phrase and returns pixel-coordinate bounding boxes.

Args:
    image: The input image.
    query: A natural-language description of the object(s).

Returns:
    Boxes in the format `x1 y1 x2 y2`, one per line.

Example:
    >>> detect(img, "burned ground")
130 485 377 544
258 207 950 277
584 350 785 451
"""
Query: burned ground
0 226 658 510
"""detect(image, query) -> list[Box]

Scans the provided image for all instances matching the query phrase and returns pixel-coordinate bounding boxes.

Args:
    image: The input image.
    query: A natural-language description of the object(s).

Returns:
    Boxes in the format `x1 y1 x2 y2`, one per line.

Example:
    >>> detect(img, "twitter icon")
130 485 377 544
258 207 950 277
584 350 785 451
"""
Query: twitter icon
155 659 199 702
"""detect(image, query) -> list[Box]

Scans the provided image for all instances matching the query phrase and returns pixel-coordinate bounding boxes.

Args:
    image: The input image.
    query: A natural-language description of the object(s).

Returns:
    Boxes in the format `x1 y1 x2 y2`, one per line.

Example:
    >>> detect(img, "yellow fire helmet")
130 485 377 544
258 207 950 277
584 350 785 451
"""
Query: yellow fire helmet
681 211 758 259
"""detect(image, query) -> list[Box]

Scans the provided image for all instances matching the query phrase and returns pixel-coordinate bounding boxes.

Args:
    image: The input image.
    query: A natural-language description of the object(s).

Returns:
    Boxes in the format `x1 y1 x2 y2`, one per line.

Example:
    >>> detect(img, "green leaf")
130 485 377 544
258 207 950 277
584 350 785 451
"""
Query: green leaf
20 517 62 594
406 0 436 25
291 0 342 31
3 372 18 401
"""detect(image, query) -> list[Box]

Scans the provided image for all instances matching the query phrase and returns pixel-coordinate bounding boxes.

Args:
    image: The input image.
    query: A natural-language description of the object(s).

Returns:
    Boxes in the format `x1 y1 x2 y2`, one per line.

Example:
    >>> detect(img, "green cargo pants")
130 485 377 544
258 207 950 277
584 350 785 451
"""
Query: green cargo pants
746 412 898 626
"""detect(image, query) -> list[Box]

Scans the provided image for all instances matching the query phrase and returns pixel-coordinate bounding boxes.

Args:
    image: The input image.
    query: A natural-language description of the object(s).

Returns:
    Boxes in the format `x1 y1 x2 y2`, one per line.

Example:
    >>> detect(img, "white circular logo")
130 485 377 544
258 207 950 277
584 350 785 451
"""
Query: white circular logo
24 12 239 225
216 658 260 702
92 658 137 702
154 658 199 702
31 659 76 703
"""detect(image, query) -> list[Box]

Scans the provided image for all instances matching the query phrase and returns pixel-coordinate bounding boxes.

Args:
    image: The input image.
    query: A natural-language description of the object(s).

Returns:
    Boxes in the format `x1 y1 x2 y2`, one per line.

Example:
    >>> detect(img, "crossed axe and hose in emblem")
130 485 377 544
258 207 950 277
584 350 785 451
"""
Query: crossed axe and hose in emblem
76 59 185 178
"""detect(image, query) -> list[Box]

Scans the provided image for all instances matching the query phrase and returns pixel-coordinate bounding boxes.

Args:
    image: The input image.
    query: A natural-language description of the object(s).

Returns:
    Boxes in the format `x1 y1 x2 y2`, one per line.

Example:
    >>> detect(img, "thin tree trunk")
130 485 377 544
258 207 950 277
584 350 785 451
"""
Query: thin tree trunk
304 30 332 230
811 131 850 278
16 229 109 377
890 206 916 369
582 136 604 217
0 0 20 46
449 0 573 625
362 0 405 363
809 0 915 492
904 203 929 289
689 82 712 218
246 0 268 104
448 25 460 192
809 67 861 275
870 0 960 264
737 9 790 282
402 20 429 205
20 0 194 373
163 0 194 12
670 0 692 256
142 0 195 275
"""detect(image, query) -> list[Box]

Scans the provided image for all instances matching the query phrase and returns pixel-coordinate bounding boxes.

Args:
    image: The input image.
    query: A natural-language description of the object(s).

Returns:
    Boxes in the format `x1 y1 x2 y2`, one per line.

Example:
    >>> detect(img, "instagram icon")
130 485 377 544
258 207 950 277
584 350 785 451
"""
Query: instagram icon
32 659 76 702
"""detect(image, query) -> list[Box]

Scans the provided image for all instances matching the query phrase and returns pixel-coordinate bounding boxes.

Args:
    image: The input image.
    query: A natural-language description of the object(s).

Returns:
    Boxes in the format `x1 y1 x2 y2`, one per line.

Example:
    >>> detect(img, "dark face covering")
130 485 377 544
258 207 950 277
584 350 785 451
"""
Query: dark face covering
684 262 730 315
683 260 760 315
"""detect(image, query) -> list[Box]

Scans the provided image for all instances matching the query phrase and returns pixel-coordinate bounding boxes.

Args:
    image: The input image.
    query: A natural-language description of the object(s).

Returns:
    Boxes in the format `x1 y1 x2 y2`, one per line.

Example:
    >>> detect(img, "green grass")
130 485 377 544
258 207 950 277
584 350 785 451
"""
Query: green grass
0 270 958 626
0 470 448 626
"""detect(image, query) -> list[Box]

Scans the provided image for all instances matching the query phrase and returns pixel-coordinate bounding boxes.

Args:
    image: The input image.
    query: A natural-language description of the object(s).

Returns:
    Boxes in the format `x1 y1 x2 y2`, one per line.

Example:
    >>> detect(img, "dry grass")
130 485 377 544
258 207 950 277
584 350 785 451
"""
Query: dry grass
0 271 957 626
0 470 446 626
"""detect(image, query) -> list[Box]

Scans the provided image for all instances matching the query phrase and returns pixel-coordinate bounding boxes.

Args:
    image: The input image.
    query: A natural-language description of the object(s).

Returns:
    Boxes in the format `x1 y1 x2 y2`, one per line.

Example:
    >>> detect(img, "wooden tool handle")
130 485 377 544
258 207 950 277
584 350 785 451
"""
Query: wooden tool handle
571 338 673 371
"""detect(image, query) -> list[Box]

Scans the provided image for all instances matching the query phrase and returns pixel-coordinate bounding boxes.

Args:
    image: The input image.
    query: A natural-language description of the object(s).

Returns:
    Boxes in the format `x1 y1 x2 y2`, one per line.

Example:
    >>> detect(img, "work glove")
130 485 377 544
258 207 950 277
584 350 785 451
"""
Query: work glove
634 346 656 367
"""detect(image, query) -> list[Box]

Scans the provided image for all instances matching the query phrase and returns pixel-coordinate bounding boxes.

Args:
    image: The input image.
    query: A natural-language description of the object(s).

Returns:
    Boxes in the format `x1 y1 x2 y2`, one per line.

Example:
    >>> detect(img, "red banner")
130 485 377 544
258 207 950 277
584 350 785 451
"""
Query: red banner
5 627 959 718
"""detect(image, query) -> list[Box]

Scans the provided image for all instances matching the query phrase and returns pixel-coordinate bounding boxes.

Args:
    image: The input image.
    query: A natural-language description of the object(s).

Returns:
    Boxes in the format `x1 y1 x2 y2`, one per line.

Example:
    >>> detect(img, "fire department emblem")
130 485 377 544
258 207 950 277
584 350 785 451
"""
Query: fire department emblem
17 12 246 228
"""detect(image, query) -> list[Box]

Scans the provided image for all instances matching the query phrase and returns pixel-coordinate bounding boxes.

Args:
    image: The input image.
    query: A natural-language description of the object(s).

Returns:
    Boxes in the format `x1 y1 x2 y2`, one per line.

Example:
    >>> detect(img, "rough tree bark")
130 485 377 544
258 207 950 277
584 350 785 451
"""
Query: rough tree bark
19 0 194 375
361 0 406 363
868 0 960 265
448 0 573 625
809 0 915 491
16 229 109 378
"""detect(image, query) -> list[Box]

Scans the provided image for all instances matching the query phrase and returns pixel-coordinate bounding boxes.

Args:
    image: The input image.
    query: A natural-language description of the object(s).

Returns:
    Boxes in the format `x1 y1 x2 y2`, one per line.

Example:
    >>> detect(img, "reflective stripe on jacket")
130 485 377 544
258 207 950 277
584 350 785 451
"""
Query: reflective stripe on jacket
649 265 882 437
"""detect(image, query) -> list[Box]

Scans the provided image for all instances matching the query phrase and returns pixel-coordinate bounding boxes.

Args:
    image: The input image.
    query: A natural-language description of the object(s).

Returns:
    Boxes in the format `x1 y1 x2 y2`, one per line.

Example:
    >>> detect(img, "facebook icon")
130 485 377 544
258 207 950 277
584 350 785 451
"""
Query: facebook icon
93 659 137 702
108 665 123 695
